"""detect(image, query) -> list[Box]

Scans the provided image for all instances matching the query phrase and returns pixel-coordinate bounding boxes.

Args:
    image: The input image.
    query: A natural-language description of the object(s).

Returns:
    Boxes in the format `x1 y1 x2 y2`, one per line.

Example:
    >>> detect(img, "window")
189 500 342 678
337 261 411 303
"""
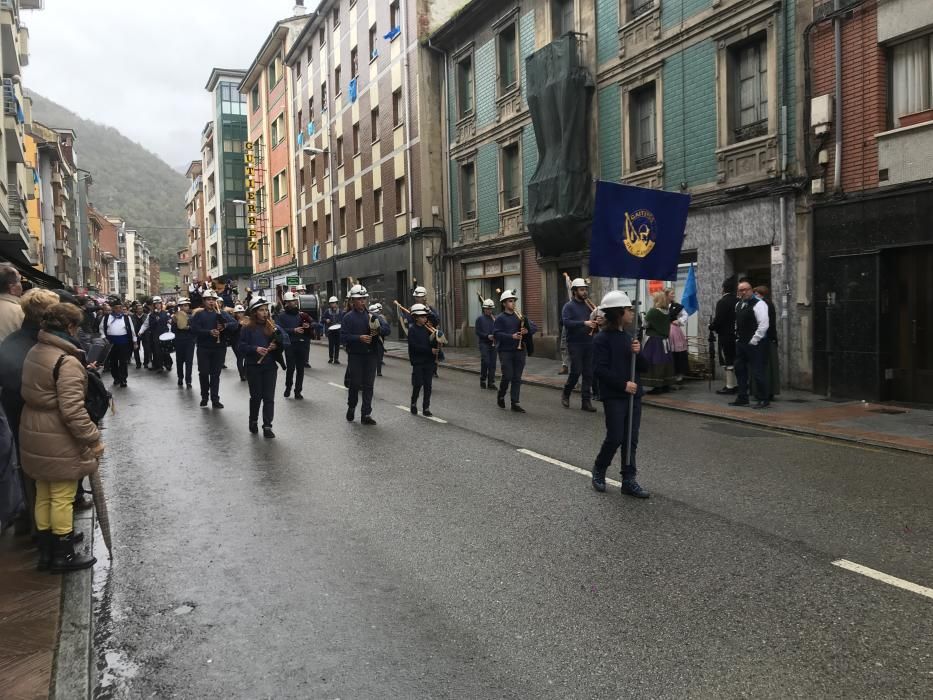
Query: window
352 123 361 154
501 143 521 209
251 84 260 112
222 137 244 154
390 1 401 33
258 238 268 263
267 56 282 90
336 136 344 166
296 59 301 79
351 47 359 79
310 157 317 183
355 198 363 230
319 27 326 48
369 24 378 61
325 213 332 240
630 82 657 169
296 109 303 133
335 66 342 95
321 81 328 108
308 95 315 122
273 171 287 202
256 187 266 214
630 0 653 19
220 83 246 115
311 218 319 243
297 166 305 196
271 113 286 146
393 88 403 127
395 177 406 214
498 24 518 94
339 206 347 237
332 7 340 28
223 156 245 192
551 0 574 39
306 45 313 66
457 56 474 118
460 162 476 220
371 107 380 143
224 201 246 229
374 188 383 222
274 226 290 256
729 34 768 142
890 34 933 128
253 137 264 164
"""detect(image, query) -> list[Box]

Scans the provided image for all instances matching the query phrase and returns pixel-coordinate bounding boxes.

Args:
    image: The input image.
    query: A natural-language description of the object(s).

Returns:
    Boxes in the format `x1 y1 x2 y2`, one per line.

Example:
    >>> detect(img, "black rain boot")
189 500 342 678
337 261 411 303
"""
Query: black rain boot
249 421 259 434
480 381 486 389
581 399 597 413
591 466 608 493
36 530 53 571
411 391 419 415
422 405 432 417
263 426 275 439
49 532 96 573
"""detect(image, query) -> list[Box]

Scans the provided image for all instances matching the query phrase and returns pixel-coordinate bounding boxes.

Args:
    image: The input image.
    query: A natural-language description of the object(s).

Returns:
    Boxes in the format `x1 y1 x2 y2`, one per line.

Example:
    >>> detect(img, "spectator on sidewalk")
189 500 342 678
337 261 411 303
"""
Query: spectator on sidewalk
642 291 674 394
710 277 738 395
731 279 770 409
99 300 138 388
754 285 780 401
0 264 24 342
20 302 102 572
666 287 689 383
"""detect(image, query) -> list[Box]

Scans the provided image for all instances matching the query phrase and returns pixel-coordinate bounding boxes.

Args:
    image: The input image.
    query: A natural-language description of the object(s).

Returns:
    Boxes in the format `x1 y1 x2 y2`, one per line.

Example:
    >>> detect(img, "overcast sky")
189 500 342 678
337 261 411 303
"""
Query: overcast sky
26 0 315 170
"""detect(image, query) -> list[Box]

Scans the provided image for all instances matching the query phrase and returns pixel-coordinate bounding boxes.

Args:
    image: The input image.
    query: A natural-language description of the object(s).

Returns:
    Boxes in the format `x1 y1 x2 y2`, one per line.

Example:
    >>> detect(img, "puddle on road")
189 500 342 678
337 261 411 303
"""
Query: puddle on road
93 524 138 699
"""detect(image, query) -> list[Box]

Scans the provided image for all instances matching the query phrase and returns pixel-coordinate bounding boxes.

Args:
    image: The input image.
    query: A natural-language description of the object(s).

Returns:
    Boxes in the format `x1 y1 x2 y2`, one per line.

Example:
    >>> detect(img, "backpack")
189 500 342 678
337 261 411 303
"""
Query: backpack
53 354 113 425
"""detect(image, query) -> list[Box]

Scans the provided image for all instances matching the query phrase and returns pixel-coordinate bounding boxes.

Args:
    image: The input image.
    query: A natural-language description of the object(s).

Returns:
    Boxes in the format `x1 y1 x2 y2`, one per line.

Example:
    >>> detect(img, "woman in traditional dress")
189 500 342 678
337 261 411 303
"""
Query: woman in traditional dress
641 290 674 394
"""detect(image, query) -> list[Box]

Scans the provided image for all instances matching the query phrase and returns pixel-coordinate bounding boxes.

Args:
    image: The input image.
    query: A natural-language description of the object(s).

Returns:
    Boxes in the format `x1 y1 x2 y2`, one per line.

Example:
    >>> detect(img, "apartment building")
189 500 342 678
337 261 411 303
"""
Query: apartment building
88 206 114 296
105 216 129 299
240 11 308 292
32 121 77 286
176 246 191 290
184 159 207 282
149 256 161 297
806 0 933 402
202 68 252 293
283 0 447 329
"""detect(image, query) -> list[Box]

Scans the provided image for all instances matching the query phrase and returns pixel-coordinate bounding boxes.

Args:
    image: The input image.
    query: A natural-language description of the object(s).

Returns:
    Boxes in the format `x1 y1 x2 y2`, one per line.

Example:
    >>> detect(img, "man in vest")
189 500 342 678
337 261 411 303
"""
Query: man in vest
730 279 770 409
99 300 138 387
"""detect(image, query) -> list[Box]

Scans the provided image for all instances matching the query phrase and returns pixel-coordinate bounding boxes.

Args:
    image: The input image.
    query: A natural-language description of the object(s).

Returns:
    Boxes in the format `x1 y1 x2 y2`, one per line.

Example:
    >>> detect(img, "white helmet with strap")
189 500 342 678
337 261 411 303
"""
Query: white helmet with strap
368 303 380 314
349 284 369 299
482 298 495 309
202 290 218 299
328 296 339 303
413 286 427 298
282 291 297 302
410 303 428 316
177 298 190 305
499 289 518 303
570 277 588 289
233 304 245 313
248 297 270 311
599 290 633 310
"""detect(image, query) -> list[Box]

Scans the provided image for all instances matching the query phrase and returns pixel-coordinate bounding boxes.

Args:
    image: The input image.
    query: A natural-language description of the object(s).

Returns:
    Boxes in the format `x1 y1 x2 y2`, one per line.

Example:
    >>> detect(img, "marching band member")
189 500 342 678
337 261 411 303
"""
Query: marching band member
190 290 237 409
493 289 537 413
98 300 138 388
238 297 287 438
139 297 171 374
591 291 650 498
171 298 195 388
340 285 387 425
411 286 440 326
130 302 147 369
322 296 344 364
230 304 247 381
278 291 313 399
368 303 390 376
561 278 598 412
407 303 438 416
475 298 497 390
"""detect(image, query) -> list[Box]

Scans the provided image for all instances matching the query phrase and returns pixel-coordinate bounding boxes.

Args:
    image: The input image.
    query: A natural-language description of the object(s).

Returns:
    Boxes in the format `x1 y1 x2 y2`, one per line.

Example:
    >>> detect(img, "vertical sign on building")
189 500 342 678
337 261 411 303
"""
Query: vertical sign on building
245 142 257 250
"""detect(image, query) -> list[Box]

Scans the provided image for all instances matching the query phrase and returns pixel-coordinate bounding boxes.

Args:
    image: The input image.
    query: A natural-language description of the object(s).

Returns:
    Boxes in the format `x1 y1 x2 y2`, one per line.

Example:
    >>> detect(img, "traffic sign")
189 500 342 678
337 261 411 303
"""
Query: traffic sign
286 276 301 286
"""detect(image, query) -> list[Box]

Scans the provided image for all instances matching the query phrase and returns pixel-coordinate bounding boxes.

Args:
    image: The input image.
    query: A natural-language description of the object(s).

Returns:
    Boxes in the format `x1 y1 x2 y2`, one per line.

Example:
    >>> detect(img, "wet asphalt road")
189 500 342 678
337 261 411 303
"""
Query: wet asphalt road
93 345 933 699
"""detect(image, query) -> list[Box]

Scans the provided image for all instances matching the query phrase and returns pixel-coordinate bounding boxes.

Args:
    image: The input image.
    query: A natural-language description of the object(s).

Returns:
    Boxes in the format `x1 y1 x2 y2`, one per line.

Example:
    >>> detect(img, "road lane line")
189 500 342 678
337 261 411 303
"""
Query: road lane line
831 560 933 601
394 405 448 424
328 382 348 390
517 448 622 488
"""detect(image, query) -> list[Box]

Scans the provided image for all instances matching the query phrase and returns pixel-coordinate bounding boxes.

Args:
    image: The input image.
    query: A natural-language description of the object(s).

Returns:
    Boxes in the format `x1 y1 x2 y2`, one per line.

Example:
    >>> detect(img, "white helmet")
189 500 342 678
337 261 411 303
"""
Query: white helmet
500 289 518 303
349 284 369 299
282 291 297 302
569 277 588 289
328 296 339 304
410 303 428 316
202 290 218 299
233 304 245 313
151 295 163 303
413 286 427 298
482 298 495 309
177 298 190 305
248 297 270 311
368 304 380 314
599 290 633 310
374 303 383 312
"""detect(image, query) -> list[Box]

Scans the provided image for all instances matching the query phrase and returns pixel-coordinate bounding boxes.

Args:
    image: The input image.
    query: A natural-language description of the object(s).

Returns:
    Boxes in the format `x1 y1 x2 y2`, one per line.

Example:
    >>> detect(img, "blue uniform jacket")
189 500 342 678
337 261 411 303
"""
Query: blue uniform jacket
277 308 313 345
475 314 496 346
561 298 594 345
190 309 239 348
238 322 290 367
407 323 437 365
341 309 389 355
322 307 345 331
593 329 650 400
493 312 538 352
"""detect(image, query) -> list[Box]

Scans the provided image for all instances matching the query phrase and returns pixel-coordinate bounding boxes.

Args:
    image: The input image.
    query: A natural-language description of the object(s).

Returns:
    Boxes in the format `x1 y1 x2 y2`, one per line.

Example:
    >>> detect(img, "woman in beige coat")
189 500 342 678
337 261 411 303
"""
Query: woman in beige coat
20 303 103 572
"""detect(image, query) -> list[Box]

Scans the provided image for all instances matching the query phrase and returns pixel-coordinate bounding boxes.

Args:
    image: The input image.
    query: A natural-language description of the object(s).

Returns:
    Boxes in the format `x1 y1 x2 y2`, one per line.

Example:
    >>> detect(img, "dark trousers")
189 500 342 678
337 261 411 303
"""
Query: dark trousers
152 339 172 371
327 331 341 362
175 335 195 384
594 397 641 481
498 350 527 405
377 343 385 373
197 345 226 402
411 363 433 408
735 341 767 402
233 346 246 379
141 333 152 367
285 343 308 393
347 353 378 416
479 343 497 383
109 343 132 384
247 364 277 427
563 343 593 401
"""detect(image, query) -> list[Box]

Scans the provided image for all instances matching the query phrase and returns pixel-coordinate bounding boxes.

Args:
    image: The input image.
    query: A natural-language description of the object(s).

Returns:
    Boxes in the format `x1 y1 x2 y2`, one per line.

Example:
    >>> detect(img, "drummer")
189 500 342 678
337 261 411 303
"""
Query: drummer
139 297 172 374
171 298 195 388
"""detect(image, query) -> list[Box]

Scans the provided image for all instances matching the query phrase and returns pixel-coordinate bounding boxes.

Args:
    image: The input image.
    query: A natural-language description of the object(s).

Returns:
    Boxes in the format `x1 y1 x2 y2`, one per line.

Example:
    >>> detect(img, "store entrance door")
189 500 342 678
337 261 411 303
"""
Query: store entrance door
883 244 933 404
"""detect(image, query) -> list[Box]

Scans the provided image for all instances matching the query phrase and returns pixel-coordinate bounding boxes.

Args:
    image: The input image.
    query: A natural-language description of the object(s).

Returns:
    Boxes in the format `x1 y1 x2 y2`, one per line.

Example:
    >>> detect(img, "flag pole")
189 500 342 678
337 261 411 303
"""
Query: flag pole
624 281 641 468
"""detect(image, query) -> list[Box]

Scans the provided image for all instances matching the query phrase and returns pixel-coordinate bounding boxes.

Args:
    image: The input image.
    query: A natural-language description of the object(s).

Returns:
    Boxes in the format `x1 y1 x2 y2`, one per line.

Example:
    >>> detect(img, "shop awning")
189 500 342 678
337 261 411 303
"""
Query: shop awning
0 240 65 289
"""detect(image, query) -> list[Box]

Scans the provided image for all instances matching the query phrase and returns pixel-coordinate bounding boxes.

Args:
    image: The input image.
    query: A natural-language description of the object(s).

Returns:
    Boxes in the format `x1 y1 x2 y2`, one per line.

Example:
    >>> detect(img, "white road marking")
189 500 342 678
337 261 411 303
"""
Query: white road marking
328 382 348 390
395 405 448 424
517 449 621 488
831 559 933 601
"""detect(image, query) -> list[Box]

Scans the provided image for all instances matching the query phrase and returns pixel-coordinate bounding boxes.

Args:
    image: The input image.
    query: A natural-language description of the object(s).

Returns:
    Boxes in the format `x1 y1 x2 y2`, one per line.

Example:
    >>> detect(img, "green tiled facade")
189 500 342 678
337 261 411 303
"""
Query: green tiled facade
522 124 538 190
520 11 535 101
661 0 714 30
595 0 619 66
597 84 622 182
474 41 497 128
476 143 499 236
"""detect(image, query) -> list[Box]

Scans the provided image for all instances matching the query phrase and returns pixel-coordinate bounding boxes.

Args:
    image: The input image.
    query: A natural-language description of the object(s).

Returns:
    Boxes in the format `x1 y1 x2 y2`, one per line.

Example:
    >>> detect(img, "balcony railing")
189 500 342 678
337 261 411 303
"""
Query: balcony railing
2 79 21 121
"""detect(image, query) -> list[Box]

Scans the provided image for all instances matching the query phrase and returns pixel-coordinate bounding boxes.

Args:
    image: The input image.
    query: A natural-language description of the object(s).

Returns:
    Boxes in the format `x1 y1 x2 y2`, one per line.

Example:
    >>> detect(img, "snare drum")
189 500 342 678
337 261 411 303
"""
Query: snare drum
327 323 342 333
158 331 176 353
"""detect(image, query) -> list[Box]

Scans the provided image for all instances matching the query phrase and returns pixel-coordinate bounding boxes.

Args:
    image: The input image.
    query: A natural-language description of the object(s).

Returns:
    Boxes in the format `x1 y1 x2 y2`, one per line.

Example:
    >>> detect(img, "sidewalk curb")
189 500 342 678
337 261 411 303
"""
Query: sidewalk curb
375 346 933 458
51 506 94 700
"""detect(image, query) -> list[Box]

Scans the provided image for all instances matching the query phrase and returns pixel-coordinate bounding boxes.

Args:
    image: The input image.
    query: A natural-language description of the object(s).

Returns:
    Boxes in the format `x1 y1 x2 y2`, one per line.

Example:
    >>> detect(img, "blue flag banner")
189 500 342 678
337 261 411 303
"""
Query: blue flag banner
384 26 401 41
348 78 358 103
681 263 699 316
589 181 691 280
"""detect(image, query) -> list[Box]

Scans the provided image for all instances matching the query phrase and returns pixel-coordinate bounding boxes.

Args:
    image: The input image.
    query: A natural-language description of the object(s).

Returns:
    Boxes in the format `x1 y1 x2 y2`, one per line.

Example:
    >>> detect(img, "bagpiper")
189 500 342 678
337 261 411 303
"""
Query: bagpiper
340 285 388 425
189 290 238 408
238 297 288 438
407 303 438 416
278 291 313 399
475 298 497 390
492 289 537 413
322 296 345 364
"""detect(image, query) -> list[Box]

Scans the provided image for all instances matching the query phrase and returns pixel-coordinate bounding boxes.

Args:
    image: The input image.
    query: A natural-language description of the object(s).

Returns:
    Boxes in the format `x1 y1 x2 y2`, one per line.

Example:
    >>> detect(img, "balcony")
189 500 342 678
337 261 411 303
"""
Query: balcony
51 170 62 185
54 201 65 218
877 119 933 187
7 184 24 226
2 78 24 163
17 24 26 66
0 2 20 79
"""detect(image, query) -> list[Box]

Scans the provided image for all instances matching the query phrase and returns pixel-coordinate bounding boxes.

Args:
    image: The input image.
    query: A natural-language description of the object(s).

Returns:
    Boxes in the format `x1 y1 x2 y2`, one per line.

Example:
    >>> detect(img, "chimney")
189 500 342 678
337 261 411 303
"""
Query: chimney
293 0 307 15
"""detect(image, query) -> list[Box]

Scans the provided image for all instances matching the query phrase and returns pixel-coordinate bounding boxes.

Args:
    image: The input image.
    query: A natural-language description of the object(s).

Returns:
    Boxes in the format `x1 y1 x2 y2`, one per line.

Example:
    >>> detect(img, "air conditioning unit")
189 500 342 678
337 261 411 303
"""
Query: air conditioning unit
811 95 833 136
411 216 421 230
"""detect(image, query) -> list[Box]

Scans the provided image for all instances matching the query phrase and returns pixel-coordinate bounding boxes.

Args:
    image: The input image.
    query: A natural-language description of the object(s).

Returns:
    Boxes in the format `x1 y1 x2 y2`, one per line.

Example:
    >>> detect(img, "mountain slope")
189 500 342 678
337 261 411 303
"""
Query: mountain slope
27 91 189 266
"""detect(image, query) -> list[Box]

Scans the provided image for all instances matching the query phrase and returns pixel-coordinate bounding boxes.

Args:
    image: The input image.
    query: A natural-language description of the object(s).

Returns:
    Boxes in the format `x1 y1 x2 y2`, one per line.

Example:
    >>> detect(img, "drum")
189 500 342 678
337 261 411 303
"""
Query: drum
159 331 176 353
327 323 342 333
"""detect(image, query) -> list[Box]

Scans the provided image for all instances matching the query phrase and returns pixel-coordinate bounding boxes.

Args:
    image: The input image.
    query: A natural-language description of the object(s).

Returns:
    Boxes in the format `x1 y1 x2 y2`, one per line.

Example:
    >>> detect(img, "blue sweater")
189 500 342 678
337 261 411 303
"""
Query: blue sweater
562 298 593 345
407 323 437 365
277 308 312 345
322 307 344 330
341 309 389 355
593 329 650 400
493 312 538 352
190 309 238 348
475 313 496 346
238 323 289 366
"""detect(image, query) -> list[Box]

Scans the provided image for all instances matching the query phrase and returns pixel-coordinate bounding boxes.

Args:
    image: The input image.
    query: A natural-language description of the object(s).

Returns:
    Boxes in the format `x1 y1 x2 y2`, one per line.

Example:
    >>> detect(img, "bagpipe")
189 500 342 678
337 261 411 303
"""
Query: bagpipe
394 301 448 346
563 272 597 336
257 324 288 370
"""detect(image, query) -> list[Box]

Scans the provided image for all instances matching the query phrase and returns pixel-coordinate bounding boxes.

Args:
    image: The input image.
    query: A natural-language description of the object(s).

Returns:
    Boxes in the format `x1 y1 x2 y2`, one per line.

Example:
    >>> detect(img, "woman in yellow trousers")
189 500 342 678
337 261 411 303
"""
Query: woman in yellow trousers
19 303 103 572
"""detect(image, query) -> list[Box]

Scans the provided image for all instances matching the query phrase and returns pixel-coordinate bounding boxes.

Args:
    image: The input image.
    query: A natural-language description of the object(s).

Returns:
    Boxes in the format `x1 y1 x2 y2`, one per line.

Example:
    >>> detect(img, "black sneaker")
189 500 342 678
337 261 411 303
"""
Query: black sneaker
480 382 486 389
410 404 418 415
212 401 224 409
178 379 183 387
511 404 526 413
186 383 192 389
497 396 506 409
561 394 570 408
716 386 738 395
361 415 377 426
487 383 498 391
753 401 771 409
200 398 209 407
346 409 355 422
591 474 607 493
249 422 259 434
294 392 303 400
263 427 275 439
422 409 433 417
284 387 291 398
620 480 650 498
